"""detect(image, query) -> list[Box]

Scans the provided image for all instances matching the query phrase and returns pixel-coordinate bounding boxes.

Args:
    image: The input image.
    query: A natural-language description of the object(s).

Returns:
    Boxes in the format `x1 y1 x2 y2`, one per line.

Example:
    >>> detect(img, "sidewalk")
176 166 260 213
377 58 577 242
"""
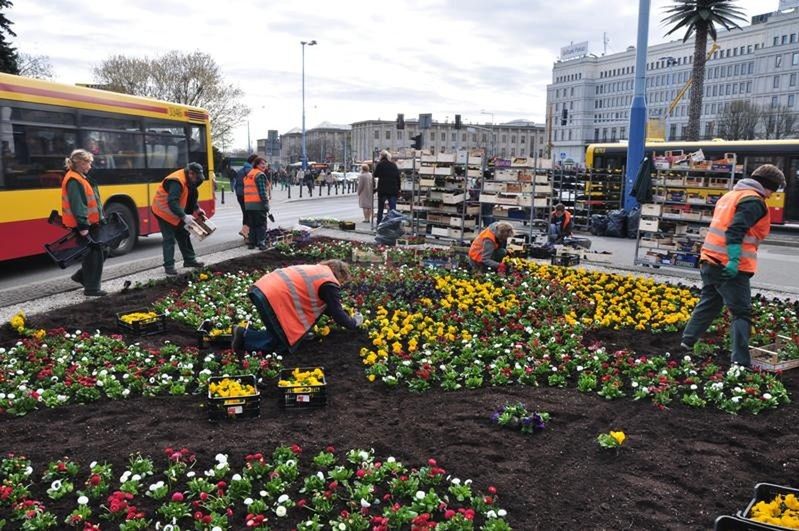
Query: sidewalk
216 182 357 207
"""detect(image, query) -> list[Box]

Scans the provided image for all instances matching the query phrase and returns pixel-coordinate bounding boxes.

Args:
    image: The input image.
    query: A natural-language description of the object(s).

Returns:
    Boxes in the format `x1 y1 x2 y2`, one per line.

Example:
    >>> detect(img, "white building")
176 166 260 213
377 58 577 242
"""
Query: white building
546 2 799 164
350 118 546 163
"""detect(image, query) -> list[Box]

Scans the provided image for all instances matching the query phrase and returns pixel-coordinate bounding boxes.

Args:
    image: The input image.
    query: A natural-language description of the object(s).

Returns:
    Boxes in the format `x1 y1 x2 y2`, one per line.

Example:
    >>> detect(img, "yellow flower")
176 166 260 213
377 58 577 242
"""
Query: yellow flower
367 374 376 382
610 431 626 445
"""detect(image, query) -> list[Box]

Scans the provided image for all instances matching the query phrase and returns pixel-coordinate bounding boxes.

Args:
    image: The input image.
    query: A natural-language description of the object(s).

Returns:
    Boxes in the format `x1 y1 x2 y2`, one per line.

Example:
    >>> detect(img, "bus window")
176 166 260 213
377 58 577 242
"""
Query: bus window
6 124 77 189
189 125 207 171
81 114 139 131
82 130 145 170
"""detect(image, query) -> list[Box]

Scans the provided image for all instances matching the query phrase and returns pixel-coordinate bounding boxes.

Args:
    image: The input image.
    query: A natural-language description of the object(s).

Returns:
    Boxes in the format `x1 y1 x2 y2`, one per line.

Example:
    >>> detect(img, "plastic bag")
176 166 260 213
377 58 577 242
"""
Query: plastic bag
605 209 627 238
590 214 608 236
375 210 407 246
626 207 640 239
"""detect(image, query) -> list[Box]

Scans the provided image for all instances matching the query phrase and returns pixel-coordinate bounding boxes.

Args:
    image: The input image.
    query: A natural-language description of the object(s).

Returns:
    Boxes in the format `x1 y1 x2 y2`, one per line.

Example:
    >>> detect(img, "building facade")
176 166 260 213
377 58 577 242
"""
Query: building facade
350 119 546 163
276 123 351 168
546 4 799 164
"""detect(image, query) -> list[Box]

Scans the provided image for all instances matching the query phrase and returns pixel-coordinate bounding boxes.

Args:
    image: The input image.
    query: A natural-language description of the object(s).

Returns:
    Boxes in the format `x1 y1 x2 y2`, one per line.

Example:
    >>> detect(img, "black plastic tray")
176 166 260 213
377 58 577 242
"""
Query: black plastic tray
207 375 260 421
279 367 327 409
736 483 799 530
44 212 130 269
116 308 167 336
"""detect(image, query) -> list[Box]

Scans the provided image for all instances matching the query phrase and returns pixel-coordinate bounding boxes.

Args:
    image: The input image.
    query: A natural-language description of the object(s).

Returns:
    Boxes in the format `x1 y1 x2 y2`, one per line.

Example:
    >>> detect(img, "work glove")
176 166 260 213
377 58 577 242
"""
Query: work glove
195 208 206 219
353 312 364 328
182 214 199 228
721 243 741 280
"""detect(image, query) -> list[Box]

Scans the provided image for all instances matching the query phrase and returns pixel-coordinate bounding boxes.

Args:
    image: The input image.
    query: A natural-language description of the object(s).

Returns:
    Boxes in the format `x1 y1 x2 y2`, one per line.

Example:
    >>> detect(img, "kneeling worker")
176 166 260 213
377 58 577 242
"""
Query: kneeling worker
469 221 514 273
232 259 363 353
549 203 573 243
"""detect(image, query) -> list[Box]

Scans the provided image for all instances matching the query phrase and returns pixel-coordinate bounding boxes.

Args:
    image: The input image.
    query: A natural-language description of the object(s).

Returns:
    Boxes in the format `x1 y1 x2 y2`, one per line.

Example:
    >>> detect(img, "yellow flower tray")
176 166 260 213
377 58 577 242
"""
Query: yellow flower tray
116 307 166 336
278 367 327 409
207 375 260 421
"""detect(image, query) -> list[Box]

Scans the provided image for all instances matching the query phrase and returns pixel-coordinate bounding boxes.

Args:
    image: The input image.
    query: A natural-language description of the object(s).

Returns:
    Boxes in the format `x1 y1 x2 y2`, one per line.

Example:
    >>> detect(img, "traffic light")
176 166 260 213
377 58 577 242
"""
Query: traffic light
454 114 462 129
396 113 405 129
411 133 423 150
561 109 568 126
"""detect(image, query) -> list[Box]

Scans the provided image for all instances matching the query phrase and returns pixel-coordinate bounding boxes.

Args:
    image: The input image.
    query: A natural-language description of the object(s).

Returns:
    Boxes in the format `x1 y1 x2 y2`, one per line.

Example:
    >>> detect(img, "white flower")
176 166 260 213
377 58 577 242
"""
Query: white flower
360 498 371 508
732 396 741 403
186 471 195 478
211 527 222 531
132 474 141 481
244 497 253 506
576 365 584 372
487 509 497 519
498 509 507 517
50 479 62 491
260 490 268 497
763 393 773 400
631 381 639 388
275 506 287 517
387 456 396 463
451 477 461 485
690 384 698 391
415 490 426 500
214 453 227 463
278 494 289 503
683 355 691 362
232 474 242 481
78 495 89 505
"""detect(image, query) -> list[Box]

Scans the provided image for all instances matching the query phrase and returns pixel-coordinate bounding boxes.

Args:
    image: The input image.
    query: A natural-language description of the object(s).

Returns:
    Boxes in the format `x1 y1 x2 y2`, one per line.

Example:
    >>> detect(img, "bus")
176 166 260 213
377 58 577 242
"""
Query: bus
585 139 799 223
0 72 216 262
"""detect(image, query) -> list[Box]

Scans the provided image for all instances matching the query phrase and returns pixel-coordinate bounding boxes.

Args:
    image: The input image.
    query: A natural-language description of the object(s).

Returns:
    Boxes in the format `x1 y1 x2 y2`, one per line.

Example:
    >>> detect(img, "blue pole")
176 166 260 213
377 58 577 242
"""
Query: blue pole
624 0 650 210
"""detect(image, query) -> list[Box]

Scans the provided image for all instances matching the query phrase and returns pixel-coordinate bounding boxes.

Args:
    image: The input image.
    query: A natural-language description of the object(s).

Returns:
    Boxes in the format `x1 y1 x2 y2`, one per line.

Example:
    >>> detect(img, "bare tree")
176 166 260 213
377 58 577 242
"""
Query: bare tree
717 100 760 140
17 52 53 79
760 105 799 139
92 51 249 148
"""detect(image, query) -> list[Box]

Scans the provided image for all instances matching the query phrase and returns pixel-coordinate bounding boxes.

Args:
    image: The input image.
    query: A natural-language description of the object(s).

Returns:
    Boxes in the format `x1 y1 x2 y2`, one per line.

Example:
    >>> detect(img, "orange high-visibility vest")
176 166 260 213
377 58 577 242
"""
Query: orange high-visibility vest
151 169 188 226
552 210 572 229
700 189 771 273
253 264 340 347
244 168 265 208
469 226 498 263
61 170 100 228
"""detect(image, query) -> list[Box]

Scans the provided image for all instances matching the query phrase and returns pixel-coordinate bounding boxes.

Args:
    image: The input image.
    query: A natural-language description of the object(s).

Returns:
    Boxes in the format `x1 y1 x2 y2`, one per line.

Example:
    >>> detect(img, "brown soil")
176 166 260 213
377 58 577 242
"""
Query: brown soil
2 247 799 530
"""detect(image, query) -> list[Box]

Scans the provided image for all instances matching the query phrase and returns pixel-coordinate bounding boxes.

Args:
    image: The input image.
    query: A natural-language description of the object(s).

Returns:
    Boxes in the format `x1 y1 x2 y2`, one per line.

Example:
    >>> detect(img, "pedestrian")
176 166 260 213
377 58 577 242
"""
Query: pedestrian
232 154 257 240
244 157 272 250
549 203 573 243
468 221 514 273
324 168 335 193
231 259 364 353
303 169 314 196
356 163 374 223
680 164 786 367
151 162 207 276
61 149 107 296
373 150 400 225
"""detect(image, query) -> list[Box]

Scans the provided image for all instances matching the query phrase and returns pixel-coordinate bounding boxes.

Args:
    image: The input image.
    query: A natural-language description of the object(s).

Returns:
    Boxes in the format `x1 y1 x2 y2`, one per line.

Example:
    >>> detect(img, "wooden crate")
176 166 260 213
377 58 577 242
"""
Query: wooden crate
639 219 659 232
641 203 661 217
750 336 799 372
352 248 385 263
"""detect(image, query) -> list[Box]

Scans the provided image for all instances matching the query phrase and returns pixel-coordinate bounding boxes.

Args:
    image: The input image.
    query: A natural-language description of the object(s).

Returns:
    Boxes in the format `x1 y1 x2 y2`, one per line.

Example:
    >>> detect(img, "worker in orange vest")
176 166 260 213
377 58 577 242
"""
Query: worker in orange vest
231 259 364 353
681 164 785 367
243 157 272 250
549 203 573 244
151 162 206 276
61 149 106 296
468 221 514 273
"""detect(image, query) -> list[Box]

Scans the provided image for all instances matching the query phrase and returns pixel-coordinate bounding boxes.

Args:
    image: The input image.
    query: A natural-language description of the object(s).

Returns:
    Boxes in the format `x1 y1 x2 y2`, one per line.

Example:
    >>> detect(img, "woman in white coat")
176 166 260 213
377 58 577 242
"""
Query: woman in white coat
356 163 374 223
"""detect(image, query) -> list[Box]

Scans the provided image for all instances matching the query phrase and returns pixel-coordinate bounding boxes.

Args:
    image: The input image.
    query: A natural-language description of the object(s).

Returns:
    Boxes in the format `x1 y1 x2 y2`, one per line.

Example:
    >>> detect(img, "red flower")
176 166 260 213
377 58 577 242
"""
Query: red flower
171 492 184 502
290 444 302 454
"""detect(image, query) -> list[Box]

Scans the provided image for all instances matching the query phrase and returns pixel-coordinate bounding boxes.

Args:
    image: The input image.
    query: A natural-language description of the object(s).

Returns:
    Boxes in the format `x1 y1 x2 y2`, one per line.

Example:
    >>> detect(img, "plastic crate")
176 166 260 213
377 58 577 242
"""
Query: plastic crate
197 320 234 349
735 483 799 530
278 367 327 409
551 254 580 267
714 515 784 530
44 211 131 269
339 221 356 231
116 308 167 336
207 375 260 421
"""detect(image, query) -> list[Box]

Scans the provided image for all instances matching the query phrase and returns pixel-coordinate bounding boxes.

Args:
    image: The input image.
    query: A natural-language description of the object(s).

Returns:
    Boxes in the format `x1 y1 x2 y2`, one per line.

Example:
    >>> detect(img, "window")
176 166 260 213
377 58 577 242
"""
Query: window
773 36 779 46
373 130 379 139
748 62 754 74
501 134 507 142
511 135 516 143
440 132 445 141
726 65 732 77
776 55 783 68
461 133 466 142
711 103 717 114
790 73 797 87
594 128 600 142
773 75 780 89
398 131 404 140
747 81 752 93
471 133 476 142
712 85 718 97
705 121 715 137
789 94 795 108
451 132 456 141
90 130 146 169
782 35 787 44
793 52 799 65
520 136 526 144
570 87 574 96
385 130 391 140
792 34 797 44
620 126 626 139
734 64 740 76
772 96 778 108
732 83 738 95
429 132 435 141
4 124 78 189
567 130 572 141
481 133 487 142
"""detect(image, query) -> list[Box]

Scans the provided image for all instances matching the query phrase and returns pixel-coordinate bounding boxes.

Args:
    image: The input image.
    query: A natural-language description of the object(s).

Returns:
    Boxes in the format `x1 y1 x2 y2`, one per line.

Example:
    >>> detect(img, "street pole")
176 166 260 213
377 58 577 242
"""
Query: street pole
624 0 650 211
301 40 317 172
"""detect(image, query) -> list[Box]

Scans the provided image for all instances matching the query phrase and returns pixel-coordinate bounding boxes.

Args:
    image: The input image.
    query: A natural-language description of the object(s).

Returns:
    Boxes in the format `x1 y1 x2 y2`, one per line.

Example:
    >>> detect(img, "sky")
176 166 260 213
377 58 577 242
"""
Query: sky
11 0 773 150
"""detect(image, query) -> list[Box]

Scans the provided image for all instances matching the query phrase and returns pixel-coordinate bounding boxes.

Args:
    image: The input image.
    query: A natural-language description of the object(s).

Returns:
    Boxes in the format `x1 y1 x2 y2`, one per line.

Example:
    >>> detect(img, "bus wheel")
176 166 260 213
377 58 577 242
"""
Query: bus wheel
105 203 137 256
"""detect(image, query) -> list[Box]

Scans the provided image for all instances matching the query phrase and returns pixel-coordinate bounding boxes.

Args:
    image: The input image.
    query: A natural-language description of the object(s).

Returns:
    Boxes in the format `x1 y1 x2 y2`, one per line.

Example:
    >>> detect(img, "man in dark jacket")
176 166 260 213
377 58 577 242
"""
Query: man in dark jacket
373 150 400 225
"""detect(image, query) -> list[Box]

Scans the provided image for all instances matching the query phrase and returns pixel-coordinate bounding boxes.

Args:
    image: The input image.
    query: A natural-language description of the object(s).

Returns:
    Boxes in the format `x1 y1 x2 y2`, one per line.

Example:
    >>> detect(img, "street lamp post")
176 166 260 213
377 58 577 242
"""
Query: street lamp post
301 39 317 171
480 110 495 157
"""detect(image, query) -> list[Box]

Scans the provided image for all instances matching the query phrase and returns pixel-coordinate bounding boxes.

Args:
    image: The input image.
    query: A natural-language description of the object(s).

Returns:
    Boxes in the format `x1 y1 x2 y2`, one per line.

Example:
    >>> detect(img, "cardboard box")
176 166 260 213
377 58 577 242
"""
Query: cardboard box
641 203 661 217
483 182 506 193
639 219 659 232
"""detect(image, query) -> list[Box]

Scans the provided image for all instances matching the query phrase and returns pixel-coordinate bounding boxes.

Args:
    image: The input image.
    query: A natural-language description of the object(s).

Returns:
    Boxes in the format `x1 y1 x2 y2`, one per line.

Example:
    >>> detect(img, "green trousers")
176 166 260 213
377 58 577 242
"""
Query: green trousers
157 217 196 268
76 244 105 291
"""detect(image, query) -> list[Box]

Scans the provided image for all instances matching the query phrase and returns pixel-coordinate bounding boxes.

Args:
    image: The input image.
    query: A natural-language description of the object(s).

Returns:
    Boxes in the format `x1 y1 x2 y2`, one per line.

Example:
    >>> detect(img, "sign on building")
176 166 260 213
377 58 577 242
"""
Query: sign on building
560 41 589 61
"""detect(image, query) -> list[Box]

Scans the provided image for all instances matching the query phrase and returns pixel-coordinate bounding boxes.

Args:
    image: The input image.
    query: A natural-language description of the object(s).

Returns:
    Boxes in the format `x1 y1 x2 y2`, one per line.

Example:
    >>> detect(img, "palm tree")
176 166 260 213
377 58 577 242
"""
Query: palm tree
662 0 746 140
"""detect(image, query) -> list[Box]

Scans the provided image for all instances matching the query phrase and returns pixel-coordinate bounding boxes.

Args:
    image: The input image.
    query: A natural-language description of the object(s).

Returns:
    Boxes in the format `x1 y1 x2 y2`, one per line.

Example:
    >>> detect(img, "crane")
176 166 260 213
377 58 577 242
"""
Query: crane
646 42 720 141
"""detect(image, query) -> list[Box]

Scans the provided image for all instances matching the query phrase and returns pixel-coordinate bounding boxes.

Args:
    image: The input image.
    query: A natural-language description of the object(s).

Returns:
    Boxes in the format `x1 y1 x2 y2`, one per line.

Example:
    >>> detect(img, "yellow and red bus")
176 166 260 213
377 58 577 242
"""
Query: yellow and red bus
585 139 799 224
0 72 216 261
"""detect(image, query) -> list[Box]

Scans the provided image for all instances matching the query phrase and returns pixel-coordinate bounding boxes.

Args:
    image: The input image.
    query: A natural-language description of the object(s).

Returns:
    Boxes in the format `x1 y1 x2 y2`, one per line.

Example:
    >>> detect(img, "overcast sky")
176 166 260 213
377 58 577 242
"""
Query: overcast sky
11 0 772 150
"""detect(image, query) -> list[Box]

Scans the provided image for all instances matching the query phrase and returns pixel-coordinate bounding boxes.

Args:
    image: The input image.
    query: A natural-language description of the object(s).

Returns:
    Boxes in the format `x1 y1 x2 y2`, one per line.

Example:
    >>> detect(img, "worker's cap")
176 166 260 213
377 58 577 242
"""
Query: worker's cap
186 162 205 179
751 164 785 192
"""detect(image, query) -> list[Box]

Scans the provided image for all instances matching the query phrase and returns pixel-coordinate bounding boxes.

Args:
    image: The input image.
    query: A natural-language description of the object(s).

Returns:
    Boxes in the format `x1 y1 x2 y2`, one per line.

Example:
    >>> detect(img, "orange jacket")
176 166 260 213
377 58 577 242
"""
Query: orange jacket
151 169 188 226
469 226 499 263
244 168 267 208
61 170 100 228
700 189 771 273
253 264 340 347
